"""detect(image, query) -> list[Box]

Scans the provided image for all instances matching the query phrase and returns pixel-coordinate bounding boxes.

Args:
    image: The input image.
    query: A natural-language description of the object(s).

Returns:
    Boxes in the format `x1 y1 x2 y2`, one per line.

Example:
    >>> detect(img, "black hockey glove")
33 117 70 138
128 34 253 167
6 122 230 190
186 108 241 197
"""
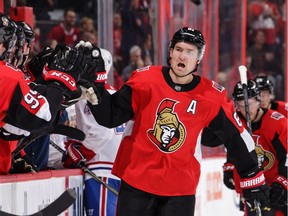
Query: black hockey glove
9 158 33 174
241 171 274 216
77 43 106 86
222 162 235 190
25 46 54 83
43 44 86 99
76 41 106 104
269 176 288 209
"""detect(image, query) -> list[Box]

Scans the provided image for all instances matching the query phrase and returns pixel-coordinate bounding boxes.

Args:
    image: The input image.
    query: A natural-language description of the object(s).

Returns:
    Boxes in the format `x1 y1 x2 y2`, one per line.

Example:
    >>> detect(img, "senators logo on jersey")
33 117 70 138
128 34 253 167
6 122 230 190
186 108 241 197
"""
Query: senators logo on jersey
254 135 274 171
147 99 186 153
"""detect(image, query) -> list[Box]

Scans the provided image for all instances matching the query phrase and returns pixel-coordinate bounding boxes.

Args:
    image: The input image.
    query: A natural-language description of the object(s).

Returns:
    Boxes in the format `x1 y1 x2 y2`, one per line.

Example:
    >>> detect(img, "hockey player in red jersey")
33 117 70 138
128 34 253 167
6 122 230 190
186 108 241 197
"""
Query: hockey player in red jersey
253 75 287 117
224 80 287 216
0 13 85 174
81 27 270 216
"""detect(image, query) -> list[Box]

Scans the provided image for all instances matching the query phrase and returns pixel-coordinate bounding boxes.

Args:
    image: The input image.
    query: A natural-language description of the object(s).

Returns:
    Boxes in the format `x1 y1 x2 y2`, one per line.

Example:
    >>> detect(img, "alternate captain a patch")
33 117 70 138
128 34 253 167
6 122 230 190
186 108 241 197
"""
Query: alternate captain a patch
147 99 186 153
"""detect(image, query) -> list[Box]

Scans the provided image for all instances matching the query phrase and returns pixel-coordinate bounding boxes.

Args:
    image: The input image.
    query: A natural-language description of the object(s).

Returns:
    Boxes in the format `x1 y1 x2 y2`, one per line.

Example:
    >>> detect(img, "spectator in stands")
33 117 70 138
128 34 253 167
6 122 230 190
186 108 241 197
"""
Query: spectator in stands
45 39 58 49
113 12 123 75
247 0 281 52
142 33 153 65
120 0 147 66
247 30 267 75
32 15 42 55
113 12 124 89
81 32 98 46
47 8 80 47
26 0 58 21
79 17 97 36
121 45 144 82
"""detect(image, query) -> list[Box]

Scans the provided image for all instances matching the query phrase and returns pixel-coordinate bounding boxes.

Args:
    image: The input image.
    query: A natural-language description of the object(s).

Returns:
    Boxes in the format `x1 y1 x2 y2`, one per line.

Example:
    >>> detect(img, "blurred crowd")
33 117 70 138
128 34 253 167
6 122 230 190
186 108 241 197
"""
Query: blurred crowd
2 0 284 159
5 0 154 90
246 0 286 100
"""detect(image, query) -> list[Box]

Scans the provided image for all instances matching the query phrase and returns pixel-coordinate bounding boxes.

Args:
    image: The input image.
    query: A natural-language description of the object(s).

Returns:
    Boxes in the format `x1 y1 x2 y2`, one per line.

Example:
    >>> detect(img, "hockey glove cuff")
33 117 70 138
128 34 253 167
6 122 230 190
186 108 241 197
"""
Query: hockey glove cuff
223 162 235 190
62 140 96 168
241 172 273 215
269 175 288 208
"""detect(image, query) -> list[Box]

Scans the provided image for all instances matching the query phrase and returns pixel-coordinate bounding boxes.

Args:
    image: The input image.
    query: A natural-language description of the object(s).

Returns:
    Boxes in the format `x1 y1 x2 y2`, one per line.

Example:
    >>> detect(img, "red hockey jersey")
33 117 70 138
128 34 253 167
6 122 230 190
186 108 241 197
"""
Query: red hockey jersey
0 61 62 133
271 100 288 118
234 109 287 193
89 66 259 196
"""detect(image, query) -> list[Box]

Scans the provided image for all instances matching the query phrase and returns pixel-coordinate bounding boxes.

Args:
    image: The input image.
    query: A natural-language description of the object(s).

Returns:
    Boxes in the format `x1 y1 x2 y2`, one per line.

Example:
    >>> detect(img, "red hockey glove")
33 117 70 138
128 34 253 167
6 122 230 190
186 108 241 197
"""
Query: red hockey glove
222 162 235 190
269 175 288 209
241 171 274 216
62 140 96 168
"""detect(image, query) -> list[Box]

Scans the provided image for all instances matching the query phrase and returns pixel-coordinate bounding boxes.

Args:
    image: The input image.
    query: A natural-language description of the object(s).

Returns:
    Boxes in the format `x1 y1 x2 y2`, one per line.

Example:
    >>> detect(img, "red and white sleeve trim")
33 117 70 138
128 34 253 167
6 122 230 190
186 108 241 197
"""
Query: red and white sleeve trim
240 172 265 189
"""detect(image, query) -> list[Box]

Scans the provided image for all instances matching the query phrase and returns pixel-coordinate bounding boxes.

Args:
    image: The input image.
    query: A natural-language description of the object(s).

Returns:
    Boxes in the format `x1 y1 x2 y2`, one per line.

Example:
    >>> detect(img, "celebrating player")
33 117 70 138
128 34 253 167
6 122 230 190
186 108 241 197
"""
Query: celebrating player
79 27 270 216
224 80 287 216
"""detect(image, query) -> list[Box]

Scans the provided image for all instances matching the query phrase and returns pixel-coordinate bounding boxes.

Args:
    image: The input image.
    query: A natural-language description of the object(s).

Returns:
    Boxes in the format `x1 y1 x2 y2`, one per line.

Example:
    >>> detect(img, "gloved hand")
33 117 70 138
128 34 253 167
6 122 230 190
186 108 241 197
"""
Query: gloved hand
62 140 96 168
241 171 274 216
269 175 288 209
76 41 106 104
60 85 83 108
43 44 86 98
77 41 106 88
9 158 33 174
223 162 235 190
25 46 54 83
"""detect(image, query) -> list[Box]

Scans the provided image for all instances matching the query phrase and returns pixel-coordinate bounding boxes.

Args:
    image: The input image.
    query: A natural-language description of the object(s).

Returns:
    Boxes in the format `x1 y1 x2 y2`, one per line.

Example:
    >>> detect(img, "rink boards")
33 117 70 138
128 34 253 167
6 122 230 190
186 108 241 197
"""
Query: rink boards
0 158 242 216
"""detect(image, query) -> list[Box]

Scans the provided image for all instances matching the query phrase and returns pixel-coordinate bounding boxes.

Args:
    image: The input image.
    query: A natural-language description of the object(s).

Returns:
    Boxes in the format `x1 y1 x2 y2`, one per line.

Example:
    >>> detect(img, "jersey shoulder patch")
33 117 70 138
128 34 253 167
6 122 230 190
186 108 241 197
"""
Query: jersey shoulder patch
270 111 285 120
211 81 225 92
137 65 151 72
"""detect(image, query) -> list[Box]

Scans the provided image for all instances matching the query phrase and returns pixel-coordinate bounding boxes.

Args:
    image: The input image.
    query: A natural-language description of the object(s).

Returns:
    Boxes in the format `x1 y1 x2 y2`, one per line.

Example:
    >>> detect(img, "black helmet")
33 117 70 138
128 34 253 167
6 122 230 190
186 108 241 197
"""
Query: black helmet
15 23 25 48
170 27 205 60
170 27 205 48
232 80 260 101
253 75 273 94
17 21 34 46
0 13 17 50
0 13 17 60
167 27 206 69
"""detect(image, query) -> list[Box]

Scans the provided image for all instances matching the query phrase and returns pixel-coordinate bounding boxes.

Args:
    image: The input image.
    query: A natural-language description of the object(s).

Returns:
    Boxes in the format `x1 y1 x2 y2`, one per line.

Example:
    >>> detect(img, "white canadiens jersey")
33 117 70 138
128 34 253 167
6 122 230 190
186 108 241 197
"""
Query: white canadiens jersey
75 91 125 179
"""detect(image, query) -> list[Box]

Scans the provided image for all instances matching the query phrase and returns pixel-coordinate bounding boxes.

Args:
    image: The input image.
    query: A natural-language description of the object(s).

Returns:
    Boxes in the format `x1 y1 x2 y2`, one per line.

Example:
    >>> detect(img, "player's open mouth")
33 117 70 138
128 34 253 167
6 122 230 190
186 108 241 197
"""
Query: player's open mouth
177 63 185 68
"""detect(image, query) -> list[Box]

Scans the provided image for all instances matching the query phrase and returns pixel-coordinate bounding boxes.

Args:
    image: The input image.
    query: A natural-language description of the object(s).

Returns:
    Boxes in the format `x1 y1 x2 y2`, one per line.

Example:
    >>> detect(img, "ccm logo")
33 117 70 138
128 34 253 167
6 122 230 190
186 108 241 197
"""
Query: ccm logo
50 71 76 87
276 176 288 187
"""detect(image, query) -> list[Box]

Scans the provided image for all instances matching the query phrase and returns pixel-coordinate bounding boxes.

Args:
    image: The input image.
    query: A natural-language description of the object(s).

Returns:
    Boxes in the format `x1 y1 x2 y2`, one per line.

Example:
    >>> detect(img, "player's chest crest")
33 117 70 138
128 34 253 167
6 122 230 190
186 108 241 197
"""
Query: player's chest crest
253 135 275 171
146 98 199 153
